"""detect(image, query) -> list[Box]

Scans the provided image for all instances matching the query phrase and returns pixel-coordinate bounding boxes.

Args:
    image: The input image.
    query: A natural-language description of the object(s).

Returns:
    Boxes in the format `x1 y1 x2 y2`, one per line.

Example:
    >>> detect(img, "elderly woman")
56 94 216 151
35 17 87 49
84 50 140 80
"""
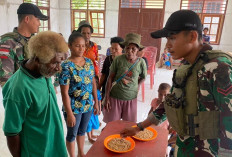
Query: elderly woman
77 20 99 77
98 36 124 99
103 33 147 123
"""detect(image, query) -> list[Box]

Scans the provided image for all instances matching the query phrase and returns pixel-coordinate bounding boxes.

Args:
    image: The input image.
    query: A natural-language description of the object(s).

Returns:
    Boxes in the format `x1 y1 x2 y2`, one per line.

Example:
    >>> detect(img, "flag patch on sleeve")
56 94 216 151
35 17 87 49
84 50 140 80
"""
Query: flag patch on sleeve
0 48 10 59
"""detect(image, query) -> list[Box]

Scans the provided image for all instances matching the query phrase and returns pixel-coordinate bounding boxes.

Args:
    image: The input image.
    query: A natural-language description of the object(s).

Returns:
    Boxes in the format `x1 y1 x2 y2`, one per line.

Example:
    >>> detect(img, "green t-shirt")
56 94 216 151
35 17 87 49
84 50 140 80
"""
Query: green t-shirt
2 66 67 157
109 54 147 100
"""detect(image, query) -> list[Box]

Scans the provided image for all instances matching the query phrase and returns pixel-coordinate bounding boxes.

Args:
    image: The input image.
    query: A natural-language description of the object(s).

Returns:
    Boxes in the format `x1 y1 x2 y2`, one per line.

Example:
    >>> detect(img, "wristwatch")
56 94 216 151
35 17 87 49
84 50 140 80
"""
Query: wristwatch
137 122 144 131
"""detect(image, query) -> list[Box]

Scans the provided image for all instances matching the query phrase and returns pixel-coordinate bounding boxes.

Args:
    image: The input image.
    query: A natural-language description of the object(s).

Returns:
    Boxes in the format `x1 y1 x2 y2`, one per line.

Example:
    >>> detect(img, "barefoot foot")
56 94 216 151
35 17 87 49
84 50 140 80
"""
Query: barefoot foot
88 138 96 144
92 135 99 139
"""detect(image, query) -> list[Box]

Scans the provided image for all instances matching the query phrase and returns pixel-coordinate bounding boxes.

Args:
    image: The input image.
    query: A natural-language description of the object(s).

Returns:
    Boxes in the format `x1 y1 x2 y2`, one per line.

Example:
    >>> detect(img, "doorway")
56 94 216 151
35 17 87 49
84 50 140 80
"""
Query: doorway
118 0 166 61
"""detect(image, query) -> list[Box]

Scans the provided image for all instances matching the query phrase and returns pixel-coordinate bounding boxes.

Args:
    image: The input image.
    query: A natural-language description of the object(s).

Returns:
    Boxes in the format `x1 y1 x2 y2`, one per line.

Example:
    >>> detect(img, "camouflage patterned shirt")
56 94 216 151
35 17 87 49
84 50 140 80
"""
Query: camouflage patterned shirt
0 28 29 87
153 52 232 157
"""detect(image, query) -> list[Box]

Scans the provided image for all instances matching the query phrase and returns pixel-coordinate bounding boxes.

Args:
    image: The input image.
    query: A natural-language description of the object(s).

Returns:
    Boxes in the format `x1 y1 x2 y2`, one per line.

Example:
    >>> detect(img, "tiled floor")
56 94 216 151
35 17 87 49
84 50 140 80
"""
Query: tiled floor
0 67 173 157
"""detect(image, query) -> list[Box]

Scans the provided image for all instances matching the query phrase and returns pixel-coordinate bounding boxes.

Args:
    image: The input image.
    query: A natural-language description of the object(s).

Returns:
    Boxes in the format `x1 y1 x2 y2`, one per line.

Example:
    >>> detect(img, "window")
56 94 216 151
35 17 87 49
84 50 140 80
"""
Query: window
189 1 203 13
71 0 106 37
181 0 228 44
23 0 50 32
121 0 164 9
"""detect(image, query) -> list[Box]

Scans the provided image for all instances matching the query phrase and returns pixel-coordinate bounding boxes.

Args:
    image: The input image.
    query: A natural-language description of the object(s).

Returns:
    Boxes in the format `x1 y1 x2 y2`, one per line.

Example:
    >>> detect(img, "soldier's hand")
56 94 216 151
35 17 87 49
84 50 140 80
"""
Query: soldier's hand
120 126 140 138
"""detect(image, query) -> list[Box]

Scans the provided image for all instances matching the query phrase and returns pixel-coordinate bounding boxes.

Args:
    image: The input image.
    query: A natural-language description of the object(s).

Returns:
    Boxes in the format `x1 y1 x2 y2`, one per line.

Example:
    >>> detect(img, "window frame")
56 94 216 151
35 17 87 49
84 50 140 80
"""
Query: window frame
89 11 105 37
180 0 228 45
200 14 224 44
70 0 106 38
120 0 165 9
23 0 50 32
71 10 87 31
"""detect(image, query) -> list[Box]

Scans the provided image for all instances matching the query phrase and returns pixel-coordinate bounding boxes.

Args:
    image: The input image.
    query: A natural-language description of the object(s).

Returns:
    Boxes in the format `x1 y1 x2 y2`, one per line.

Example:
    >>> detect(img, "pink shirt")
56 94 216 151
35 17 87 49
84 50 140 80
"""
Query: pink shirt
150 98 159 111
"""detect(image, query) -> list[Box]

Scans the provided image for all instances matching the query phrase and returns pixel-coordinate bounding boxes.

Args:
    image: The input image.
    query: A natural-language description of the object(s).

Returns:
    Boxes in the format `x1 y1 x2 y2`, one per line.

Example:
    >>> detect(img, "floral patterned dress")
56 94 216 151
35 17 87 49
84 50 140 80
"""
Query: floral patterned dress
59 57 95 114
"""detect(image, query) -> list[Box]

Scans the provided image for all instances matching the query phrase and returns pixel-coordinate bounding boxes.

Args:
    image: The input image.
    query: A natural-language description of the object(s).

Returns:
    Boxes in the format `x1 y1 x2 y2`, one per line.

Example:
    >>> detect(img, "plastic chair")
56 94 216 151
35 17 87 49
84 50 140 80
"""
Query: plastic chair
97 54 106 78
139 47 157 102
143 46 157 89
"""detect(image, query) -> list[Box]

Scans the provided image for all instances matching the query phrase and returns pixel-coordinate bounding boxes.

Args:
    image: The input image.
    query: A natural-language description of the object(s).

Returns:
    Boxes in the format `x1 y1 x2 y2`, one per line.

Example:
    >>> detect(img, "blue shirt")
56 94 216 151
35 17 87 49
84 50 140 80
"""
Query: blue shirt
59 58 95 114
162 53 171 67
97 90 102 101
203 34 210 43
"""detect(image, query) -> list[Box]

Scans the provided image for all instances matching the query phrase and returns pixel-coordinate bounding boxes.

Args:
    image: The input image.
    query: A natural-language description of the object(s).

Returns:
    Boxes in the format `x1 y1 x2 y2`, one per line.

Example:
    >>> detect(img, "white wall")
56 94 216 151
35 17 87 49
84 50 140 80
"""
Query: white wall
58 0 71 41
160 0 182 53
0 0 231 53
50 0 60 32
211 0 232 52
0 0 21 35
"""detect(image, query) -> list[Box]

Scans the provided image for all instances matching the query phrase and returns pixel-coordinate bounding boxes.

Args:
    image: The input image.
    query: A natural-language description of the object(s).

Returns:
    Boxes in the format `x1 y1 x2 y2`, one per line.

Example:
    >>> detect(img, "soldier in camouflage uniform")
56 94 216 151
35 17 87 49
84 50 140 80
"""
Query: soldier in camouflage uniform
0 3 48 87
120 10 232 157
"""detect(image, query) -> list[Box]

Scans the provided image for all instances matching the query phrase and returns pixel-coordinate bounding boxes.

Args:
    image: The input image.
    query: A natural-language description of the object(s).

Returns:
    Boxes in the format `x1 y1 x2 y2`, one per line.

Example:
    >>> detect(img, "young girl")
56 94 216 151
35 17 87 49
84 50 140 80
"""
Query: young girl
59 32 99 157
86 76 101 144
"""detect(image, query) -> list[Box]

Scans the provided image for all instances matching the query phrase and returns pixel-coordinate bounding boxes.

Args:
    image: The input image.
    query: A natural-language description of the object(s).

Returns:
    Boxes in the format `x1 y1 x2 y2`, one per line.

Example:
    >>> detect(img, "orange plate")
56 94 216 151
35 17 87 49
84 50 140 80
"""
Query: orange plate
132 126 158 141
104 134 135 153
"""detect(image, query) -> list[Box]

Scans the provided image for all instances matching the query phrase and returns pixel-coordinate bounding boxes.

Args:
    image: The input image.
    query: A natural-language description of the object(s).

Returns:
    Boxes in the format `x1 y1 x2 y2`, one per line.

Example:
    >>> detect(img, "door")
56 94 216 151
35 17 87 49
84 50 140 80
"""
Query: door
118 0 166 61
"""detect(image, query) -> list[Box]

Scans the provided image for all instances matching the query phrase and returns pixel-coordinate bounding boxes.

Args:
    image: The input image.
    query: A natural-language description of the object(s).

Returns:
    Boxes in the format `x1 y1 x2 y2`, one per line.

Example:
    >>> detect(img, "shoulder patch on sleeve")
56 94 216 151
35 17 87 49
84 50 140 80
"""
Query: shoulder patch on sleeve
0 45 11 49
0 48 10 59
217 85 232 96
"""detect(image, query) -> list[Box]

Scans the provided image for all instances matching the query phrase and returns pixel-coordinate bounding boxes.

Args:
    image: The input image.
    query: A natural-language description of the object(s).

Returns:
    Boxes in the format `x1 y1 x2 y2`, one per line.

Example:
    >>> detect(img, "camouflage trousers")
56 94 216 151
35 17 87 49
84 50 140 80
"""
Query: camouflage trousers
218 147 232 157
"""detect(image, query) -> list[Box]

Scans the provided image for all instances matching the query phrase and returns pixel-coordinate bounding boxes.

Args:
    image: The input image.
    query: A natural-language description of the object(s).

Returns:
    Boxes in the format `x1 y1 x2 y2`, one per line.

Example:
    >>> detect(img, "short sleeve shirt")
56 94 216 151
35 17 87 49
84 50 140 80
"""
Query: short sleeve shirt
101 55 113 95
109 54 147 100
83 41 99 76
2 65 67 157
203 34 210 43
150 98 159 110
59 58 95 114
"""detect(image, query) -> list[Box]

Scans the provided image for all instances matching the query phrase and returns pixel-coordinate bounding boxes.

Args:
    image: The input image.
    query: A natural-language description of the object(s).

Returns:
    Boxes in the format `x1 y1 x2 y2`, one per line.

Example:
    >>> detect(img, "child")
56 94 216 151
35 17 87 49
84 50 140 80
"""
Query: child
159 48 172 70
59 32 99 157
202 27 210 44
148 83 171 115
86 76 101 144
147 83 175 157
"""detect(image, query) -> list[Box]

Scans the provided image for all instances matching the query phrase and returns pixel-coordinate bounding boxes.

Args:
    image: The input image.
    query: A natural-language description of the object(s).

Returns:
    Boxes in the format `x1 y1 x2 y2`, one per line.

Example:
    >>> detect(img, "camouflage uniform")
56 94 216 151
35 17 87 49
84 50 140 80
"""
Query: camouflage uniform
152 47 232 156
0 27 29 87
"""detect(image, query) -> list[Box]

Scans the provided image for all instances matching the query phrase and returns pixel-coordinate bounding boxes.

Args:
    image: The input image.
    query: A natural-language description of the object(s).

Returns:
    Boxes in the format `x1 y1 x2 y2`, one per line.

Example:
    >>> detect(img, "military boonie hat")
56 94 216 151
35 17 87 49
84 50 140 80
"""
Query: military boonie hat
120 33 144 49
77 20 94 33
151 10 202 38
17 3 49 21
